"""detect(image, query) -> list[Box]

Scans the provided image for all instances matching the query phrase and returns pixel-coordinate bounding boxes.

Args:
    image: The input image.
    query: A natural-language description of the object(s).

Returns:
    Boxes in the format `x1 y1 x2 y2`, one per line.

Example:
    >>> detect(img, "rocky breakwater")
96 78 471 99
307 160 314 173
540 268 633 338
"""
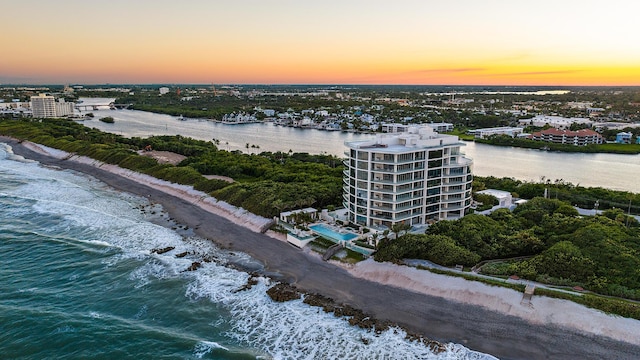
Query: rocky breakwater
265 282 447 353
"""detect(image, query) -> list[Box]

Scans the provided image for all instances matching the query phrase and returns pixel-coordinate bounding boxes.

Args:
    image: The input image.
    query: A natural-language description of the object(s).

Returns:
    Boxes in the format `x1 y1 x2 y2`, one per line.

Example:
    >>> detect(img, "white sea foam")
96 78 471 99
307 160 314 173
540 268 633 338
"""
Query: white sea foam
0 142 35 163
184 263 493 360
193 341 230 358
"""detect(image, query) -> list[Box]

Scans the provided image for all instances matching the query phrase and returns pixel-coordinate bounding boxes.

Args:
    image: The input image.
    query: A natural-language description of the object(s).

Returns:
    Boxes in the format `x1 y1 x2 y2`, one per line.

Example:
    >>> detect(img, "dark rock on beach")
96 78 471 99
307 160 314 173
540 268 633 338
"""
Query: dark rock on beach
186 261 201 271
266 283 301 302
151 246 175 254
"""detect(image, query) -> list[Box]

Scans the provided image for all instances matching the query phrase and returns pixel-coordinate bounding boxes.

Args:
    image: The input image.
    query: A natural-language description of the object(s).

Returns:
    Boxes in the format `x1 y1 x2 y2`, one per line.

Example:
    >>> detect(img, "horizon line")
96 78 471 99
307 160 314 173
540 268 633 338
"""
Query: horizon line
3 83 640 88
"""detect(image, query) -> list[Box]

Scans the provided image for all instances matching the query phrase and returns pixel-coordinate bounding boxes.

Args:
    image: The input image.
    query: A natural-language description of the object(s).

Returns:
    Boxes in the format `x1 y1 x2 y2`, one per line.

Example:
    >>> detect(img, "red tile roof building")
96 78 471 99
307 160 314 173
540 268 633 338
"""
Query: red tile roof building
529 128 603 146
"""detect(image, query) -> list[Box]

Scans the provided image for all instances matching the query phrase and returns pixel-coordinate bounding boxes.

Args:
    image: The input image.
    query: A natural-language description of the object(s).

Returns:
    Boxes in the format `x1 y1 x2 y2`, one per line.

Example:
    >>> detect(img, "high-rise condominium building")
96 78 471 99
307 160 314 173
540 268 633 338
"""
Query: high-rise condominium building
343 126 473 228
30 94 74 118
30 94 57 118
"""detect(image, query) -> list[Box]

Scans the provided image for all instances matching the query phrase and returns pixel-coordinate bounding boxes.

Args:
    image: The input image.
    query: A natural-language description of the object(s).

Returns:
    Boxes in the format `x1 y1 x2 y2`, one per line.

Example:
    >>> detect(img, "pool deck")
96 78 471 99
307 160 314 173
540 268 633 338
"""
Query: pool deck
309 222 375 256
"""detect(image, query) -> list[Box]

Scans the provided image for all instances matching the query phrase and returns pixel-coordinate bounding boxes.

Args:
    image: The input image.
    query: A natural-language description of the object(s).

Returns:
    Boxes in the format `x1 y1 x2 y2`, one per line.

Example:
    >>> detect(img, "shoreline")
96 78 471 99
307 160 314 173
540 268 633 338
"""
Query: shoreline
4 136 640 359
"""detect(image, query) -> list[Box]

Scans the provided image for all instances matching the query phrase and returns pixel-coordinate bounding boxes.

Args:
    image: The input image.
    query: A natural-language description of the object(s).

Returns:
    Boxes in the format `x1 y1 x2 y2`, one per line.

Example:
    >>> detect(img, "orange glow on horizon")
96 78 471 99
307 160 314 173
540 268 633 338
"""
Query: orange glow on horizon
2 1 640 86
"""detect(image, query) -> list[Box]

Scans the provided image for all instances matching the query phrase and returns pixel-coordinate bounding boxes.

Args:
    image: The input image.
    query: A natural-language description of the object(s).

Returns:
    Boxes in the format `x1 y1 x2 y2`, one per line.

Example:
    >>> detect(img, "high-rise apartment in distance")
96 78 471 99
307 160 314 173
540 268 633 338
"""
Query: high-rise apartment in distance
343 126 473 228
30 94 74 118
30 94 57 118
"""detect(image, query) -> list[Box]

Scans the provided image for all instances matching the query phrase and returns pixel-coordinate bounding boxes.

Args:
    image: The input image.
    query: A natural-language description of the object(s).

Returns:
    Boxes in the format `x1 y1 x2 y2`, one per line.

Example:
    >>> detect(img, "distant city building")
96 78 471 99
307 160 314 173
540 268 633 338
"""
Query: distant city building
519 115 593 129
343 126 473 228
381 123 454 133
529 128 603 146
380 123 411 133
467 126 524 139
30 94 57 118
159 87 170 95
30 94 75 118
594 122 640 131
426 122 454 132
616 132 633 144
55 99 74 117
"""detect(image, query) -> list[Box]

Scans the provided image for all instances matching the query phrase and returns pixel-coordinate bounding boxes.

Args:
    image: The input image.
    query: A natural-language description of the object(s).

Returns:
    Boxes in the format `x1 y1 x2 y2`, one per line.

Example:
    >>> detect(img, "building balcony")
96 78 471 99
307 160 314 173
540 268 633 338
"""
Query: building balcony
370 204 394 211
442 196 464 203
371 194 394 201
442 180 465 186
370 177 416 185
441 188 465 195
396 193 423 202
371 157 395 164
441 204 465 211
371 187 396 194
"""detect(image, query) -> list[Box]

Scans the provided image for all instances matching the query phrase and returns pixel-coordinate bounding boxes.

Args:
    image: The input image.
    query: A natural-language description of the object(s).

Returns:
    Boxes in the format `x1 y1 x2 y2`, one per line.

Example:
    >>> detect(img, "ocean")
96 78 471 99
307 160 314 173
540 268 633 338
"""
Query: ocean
0 142 494 360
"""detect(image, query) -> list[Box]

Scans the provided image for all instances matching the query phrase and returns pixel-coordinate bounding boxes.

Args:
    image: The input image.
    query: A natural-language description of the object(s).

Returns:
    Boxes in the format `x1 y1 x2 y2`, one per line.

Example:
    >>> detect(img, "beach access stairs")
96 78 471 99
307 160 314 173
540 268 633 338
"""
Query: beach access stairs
323 243 343 261
521 284 536 307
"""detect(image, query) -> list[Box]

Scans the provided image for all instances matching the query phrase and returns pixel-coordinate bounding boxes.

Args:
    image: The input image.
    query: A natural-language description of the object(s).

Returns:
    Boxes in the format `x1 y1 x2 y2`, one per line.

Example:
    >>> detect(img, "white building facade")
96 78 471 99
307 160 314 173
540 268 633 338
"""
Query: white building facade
343 126 473 228
30 94 57 118
55 99 74 117
30 94 75 118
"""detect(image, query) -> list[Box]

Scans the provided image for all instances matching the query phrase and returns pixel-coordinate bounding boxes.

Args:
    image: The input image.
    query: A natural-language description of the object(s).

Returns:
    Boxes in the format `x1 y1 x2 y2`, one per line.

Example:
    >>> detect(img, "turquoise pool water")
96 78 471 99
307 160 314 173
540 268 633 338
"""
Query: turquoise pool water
309 224 358 242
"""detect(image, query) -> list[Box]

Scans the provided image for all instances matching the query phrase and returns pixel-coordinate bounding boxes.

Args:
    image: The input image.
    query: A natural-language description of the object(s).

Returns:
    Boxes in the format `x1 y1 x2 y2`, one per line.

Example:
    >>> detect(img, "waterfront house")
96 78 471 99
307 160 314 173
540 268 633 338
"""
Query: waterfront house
616 132 633 144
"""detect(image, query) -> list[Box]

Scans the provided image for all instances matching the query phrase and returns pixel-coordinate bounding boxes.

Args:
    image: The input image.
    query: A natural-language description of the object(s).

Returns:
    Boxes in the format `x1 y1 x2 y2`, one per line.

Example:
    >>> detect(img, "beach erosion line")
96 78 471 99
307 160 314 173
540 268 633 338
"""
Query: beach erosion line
14 139 640 350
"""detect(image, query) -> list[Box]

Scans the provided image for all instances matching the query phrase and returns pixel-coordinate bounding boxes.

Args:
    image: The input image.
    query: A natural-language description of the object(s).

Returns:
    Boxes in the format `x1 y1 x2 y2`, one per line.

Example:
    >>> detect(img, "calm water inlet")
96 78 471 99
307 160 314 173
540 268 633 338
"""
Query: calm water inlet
83 107 640 193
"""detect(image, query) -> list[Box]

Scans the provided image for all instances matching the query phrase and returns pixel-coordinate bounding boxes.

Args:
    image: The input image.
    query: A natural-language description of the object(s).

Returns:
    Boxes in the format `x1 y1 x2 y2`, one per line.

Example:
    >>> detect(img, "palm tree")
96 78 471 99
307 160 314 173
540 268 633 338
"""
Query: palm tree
391 223 412 240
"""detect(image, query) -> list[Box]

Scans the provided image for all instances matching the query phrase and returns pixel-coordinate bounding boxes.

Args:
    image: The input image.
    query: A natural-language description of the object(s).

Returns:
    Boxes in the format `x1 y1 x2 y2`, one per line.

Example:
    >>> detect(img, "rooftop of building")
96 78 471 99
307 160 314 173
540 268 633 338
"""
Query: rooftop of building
345 126 464 153
532 128 602 137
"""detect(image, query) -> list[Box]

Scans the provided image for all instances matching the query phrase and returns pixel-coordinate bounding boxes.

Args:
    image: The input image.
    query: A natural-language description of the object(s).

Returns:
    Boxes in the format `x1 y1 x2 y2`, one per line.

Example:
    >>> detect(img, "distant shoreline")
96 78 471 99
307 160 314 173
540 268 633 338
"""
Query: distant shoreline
4 136 640 359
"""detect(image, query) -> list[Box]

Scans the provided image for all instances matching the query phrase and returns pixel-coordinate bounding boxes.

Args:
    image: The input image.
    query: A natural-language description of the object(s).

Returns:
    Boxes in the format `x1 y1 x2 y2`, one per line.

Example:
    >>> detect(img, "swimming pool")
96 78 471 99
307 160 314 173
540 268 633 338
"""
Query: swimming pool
309 224 358 242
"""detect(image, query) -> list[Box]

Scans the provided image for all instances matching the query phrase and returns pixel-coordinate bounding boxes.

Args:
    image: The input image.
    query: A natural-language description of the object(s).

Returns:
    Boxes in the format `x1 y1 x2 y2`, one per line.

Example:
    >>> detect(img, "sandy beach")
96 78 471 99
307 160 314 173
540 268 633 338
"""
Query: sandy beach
5 136 640 360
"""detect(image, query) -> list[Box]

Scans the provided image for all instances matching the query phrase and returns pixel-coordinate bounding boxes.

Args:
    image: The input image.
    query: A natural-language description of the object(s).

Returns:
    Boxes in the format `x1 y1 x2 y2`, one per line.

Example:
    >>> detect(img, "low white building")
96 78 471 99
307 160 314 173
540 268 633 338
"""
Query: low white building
519 115 593 129
468 127 524 139
159 87 170 95
476 189 513 208
381 122 453 133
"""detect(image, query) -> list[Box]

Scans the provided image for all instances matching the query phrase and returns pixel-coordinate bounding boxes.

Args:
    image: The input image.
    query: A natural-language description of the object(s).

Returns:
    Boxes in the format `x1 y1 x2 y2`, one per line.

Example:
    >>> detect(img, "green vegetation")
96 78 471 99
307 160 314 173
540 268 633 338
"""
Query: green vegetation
472 192 498 211
376 234 481 266
377 197 640 303
0 118 343 218
474 175 640 215
99 116 114 123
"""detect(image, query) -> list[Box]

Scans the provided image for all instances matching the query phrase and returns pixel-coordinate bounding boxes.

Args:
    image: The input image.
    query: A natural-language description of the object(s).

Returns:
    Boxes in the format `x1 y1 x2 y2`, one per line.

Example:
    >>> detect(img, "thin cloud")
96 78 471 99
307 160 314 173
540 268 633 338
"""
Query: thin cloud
496 70 584 76
410 67 487 74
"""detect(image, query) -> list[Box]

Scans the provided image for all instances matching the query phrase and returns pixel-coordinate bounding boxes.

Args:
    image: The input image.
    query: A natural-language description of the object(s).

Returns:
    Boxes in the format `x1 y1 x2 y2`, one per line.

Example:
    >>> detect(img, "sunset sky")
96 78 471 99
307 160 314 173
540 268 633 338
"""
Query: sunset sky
2 0 640 86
